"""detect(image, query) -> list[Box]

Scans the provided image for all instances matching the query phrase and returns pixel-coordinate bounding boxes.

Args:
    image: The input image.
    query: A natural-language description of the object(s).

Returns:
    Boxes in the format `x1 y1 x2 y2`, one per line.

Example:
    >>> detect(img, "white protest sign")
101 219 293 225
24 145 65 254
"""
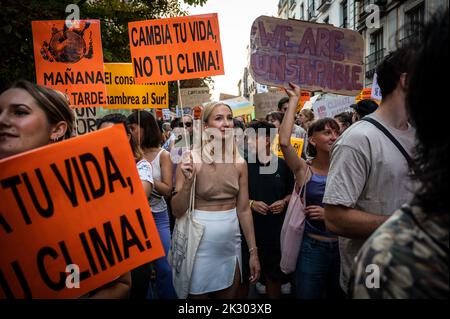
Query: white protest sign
162 109 171 121
371 73 383 100
313 95 355 119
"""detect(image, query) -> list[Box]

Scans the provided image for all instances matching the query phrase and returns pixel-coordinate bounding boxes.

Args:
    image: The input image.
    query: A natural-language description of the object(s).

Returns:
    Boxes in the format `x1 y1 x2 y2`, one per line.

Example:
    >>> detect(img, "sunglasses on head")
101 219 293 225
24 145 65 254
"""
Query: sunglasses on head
179 122 192 128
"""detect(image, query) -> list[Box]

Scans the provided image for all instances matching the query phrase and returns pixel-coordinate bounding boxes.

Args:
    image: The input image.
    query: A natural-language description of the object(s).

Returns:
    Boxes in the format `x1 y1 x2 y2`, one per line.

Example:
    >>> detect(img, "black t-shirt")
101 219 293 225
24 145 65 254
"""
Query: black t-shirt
246 155 295 249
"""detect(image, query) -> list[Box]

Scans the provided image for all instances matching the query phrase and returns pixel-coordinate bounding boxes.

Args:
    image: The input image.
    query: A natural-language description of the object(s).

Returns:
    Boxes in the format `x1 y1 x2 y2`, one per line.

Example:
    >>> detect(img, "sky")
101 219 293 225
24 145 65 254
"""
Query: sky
184 0 279 100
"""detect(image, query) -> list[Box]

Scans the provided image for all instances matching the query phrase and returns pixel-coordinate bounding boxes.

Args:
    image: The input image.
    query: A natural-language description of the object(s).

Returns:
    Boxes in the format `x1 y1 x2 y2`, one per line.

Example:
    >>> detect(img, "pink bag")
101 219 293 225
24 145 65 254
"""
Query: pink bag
280 167 310 274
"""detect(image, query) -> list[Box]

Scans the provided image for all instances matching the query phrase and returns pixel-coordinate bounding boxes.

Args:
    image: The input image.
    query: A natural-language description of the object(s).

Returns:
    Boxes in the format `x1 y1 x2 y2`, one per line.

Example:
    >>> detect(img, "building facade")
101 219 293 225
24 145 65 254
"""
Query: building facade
238 0 448 104
278 0 448 85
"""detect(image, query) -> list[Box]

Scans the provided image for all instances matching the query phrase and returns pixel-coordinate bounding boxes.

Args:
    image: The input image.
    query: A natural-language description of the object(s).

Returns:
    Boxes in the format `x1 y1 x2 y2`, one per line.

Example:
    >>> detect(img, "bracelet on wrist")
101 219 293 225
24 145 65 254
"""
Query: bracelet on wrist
249 200 254 209
249 247 258 254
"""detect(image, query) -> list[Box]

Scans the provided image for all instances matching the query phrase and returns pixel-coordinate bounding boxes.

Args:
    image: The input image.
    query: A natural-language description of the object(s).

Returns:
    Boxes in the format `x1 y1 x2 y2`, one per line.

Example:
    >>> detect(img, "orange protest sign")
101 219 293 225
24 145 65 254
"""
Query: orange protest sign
0 126 164 299
355 87 380 104
32 20 107 108
129 13 224 83
272 135 304 159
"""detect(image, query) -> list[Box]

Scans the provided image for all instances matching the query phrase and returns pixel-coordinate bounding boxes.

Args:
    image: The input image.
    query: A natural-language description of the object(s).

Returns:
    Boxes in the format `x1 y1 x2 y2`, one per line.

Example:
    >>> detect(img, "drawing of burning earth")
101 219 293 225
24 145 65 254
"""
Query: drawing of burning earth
40 22 93 63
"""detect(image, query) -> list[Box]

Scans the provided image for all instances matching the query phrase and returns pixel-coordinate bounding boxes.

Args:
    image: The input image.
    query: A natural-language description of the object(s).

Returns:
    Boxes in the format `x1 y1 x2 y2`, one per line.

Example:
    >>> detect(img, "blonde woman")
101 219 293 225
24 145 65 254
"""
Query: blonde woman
0 80 131 298
171 102 261 299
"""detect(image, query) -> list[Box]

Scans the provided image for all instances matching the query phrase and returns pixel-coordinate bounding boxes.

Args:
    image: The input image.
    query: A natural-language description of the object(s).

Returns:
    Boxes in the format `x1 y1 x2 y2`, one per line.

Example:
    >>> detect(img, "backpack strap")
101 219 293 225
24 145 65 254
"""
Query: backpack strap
361 117 416 175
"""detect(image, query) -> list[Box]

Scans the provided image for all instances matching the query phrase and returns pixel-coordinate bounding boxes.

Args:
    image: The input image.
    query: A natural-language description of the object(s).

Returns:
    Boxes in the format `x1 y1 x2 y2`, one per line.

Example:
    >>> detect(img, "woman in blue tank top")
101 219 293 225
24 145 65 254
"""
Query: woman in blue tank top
279 83 344 299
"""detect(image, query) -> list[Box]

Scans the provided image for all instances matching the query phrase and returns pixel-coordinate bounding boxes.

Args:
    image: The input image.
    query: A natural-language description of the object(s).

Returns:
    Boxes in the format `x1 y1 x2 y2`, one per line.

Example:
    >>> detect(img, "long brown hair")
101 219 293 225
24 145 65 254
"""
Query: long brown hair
11 80 75 140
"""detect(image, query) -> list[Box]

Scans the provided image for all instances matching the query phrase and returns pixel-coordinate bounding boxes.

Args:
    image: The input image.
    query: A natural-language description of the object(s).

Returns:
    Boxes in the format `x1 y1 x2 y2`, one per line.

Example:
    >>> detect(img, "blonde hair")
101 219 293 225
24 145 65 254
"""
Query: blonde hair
200 102 237 164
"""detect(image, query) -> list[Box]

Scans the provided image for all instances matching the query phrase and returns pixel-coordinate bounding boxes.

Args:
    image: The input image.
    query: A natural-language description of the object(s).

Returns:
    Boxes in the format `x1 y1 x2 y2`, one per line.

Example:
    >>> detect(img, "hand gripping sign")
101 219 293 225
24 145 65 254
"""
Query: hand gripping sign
129 13 224 83
250 16 364 96
0 126 164 299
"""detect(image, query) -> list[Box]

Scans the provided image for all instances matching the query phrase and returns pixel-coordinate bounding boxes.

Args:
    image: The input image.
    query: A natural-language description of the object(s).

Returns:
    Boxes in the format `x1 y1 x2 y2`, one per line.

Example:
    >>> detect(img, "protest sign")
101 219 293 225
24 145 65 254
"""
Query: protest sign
104 63 168 109
272 135 304 159
162 109 171 121
32 20 107 108
193 106 203 120
253 91 287 119
250 16 364 96
0 126 164 298
312 95 355 119
129 14 224 83
355 88 372 102
75 107 97 135
371 73 383 100
179 87 211 108
355 87 380 105
221 96 254 118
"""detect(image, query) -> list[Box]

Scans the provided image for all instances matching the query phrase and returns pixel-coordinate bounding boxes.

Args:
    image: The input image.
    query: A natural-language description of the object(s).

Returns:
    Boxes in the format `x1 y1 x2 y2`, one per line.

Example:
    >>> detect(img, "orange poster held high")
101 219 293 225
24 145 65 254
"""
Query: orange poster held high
32 20 108 108
129 13 224 83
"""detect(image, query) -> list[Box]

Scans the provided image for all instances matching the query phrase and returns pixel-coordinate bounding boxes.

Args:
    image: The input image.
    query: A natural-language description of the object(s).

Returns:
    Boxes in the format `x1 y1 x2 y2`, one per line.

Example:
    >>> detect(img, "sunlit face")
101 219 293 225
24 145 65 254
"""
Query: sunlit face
205 105 234 136
0 88 53 160
245 127 271 159
299 112 308 124
128 123 144 145
267 115 281 129
279 102 288 113
309 124 339 154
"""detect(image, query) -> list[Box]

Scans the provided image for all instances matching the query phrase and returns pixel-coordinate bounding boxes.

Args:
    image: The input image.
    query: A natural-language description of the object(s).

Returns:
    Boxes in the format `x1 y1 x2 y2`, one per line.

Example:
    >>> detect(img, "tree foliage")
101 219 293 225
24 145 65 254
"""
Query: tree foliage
0 0 212 105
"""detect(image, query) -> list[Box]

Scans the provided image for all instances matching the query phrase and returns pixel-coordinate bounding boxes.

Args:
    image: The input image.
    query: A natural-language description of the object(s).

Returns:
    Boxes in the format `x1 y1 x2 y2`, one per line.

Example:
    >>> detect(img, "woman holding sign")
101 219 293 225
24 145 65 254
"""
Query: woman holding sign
279 83 343 299
171 102 261 299
127 110 178 299
0 80 131 299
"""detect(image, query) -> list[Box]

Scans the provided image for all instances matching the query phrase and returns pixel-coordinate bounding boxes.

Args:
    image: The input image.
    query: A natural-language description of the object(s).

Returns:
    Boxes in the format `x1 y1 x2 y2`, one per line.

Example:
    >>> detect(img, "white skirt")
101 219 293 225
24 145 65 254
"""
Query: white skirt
189 208 242 295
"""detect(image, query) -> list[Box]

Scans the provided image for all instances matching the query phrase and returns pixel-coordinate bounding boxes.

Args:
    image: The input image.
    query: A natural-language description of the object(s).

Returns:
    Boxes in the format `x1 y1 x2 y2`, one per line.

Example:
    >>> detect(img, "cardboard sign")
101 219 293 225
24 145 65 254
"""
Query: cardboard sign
104 63 168 109
179 87 211 108
0 126 164 299
253 91 288 119
219 93 238 100
129 14 224 83
313 95 355 119
32 20 108 108
75 107 97 136
250 16 364 96
272 135 304 159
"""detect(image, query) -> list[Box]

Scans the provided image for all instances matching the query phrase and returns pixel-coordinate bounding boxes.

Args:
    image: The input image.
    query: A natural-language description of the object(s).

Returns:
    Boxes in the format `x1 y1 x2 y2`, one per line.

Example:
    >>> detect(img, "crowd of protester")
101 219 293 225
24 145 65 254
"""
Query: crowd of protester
0 10 447 300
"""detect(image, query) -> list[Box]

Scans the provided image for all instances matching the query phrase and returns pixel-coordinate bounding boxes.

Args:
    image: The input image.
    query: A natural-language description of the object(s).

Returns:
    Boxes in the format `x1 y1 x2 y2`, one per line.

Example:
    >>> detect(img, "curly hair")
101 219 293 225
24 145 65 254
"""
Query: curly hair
407 10 449 213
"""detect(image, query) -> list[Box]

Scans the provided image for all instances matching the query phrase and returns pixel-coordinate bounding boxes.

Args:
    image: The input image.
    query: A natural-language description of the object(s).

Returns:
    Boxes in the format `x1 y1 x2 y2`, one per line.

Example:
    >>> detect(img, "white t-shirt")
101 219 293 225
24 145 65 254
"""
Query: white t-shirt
136 159 154 187
149 149 168 213
323 112 417 292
